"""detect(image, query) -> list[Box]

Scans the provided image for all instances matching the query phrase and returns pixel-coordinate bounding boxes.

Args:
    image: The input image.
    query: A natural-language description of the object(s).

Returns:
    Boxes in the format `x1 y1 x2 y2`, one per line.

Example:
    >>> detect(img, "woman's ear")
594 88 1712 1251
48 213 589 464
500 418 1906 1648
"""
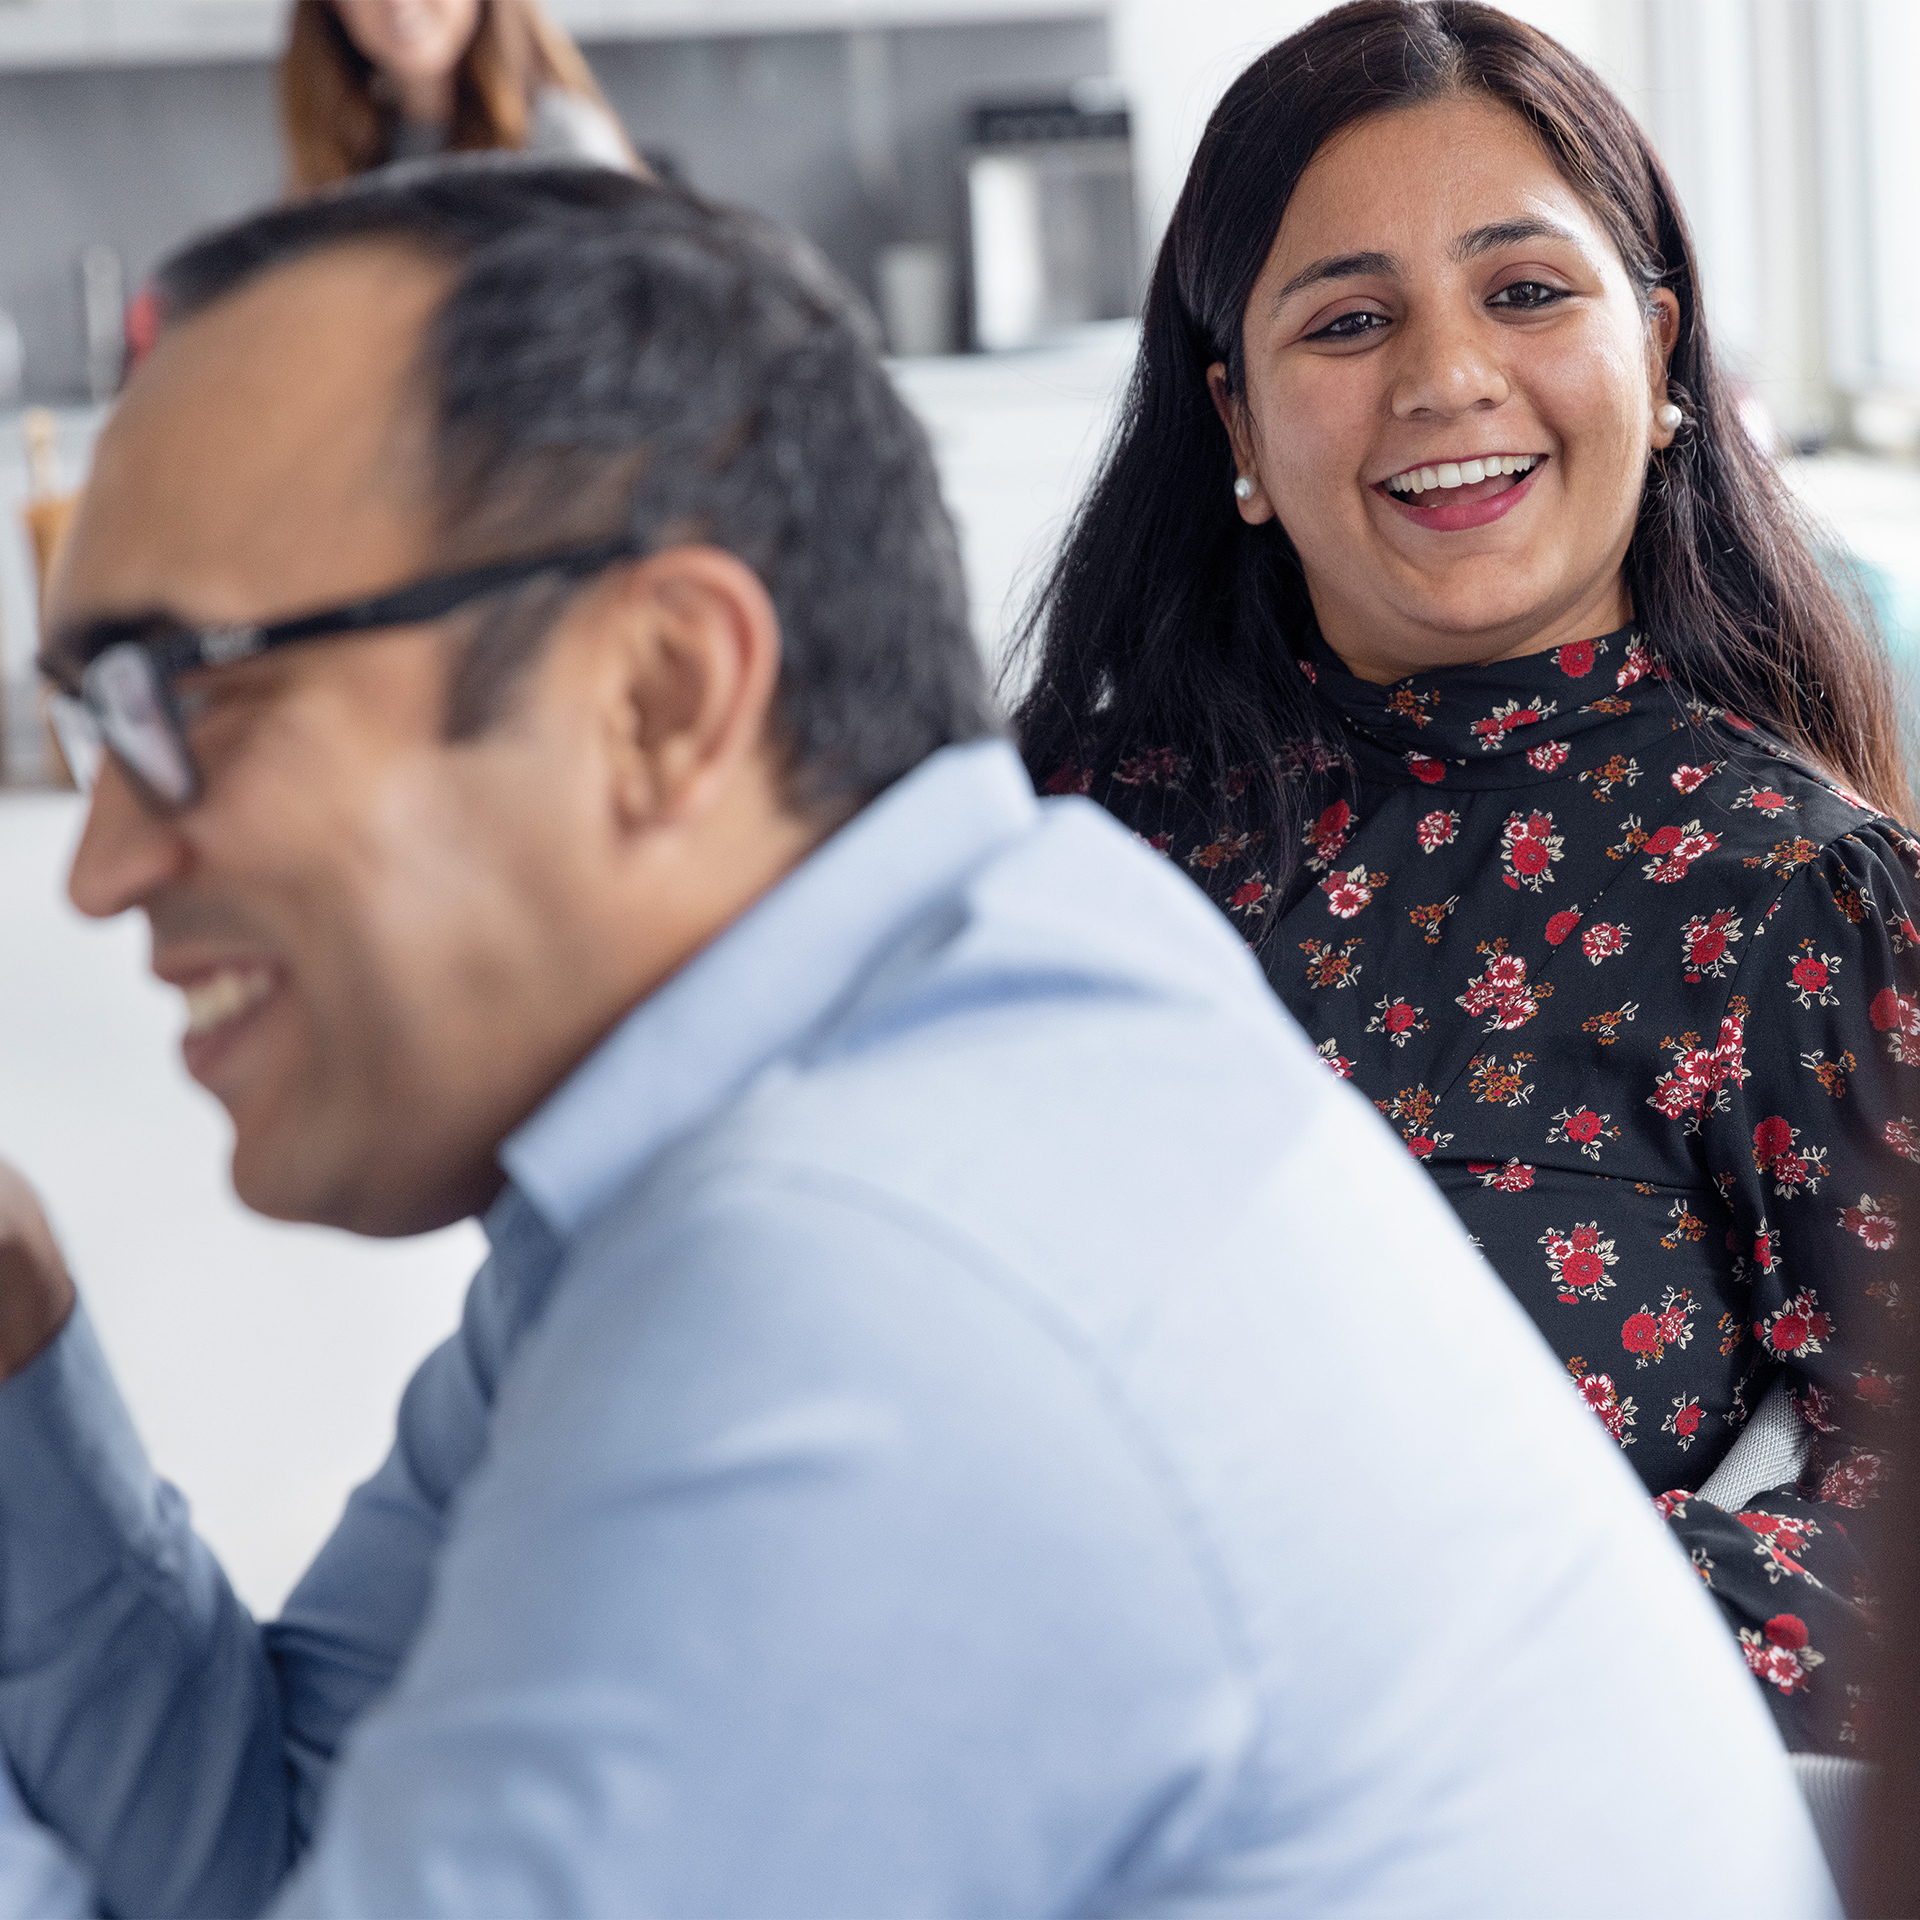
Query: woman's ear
1206 362 1276 525
1647 290 1682 447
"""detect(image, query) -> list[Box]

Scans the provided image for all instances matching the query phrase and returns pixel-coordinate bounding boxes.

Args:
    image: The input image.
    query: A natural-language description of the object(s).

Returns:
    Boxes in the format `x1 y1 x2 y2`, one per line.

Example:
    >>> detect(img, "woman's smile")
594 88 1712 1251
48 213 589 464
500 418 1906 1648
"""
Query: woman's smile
1375 453 1546 530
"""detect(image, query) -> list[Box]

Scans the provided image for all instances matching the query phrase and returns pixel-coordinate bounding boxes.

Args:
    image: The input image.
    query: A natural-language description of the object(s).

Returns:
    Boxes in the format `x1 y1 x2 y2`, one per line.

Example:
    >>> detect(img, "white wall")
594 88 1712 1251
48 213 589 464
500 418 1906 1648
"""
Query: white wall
1110 0 1649 265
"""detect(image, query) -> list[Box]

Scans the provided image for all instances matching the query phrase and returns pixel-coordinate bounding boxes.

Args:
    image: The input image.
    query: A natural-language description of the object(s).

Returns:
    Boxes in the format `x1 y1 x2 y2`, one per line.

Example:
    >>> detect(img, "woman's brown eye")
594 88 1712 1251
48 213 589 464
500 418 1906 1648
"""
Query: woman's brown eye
1310 311 1388 341
1490 282 1566 310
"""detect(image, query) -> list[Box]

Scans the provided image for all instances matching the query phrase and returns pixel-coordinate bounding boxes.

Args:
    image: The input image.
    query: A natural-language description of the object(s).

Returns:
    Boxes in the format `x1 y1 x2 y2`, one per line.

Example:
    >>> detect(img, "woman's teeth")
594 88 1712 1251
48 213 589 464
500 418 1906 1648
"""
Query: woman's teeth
183 967 275 1038
1384 454 1539 496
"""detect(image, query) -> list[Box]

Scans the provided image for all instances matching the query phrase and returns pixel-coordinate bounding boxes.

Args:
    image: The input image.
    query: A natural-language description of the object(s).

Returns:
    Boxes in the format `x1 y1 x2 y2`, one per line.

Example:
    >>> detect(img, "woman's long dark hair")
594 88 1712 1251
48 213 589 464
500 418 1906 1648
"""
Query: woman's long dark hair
1011 0 1908 880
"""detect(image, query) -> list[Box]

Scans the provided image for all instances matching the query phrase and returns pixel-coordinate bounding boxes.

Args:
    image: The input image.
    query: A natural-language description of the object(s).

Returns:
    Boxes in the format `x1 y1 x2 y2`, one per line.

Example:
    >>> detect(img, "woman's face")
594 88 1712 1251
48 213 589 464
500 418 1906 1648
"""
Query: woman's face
333 0 482 86
1214 94 1679 685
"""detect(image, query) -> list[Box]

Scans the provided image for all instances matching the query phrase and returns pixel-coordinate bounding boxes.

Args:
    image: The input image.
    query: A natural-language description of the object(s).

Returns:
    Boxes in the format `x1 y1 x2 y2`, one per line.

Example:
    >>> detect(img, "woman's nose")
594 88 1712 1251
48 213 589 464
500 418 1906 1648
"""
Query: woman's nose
1390 308 1511 419
67 759 190 921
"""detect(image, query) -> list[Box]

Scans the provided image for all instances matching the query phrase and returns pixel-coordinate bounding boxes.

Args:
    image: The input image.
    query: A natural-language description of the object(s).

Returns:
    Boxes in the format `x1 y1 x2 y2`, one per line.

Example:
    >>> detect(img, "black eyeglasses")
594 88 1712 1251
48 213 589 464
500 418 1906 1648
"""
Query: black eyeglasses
41 535 644 813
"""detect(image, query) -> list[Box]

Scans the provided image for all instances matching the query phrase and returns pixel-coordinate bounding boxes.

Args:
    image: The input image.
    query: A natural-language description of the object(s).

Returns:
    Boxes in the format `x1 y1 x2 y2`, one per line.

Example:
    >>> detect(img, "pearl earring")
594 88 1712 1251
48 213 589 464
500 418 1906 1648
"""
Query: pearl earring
1655 403 1683 432
1233 475 1255 500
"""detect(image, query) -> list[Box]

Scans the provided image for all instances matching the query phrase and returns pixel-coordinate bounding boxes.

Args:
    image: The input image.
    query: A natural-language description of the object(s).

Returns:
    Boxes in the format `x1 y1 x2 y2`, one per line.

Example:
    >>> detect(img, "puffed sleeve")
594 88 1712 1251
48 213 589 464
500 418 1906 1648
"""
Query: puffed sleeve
1666 822 1920 1750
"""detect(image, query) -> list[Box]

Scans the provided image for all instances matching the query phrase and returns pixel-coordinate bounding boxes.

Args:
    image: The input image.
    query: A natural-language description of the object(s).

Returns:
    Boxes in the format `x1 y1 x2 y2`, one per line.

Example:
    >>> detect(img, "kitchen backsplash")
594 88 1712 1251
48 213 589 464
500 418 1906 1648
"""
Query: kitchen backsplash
0 12 1107 400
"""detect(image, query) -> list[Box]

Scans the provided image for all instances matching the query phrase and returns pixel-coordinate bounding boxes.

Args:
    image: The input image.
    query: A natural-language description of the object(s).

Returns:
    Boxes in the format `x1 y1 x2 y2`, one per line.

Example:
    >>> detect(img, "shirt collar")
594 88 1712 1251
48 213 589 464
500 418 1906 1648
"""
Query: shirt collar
499 737 1035 1242
1300 623 1676 786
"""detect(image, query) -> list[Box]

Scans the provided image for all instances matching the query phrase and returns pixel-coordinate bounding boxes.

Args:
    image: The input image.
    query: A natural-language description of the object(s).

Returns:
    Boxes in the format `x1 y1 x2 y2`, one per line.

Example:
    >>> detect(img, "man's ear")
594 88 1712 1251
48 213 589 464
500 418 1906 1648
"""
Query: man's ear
1205 363 1274 524
587 544 784 836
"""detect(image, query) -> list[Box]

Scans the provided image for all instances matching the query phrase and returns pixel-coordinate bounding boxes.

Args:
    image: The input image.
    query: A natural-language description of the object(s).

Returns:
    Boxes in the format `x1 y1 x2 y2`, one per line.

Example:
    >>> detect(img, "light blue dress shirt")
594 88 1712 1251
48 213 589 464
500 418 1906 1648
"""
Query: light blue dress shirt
0 741 1834 1917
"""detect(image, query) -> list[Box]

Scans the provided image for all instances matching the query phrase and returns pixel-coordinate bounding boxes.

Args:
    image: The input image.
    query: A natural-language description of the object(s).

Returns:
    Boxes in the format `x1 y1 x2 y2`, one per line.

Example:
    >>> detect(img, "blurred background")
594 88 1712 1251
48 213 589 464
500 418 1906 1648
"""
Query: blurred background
0 0 1915 1617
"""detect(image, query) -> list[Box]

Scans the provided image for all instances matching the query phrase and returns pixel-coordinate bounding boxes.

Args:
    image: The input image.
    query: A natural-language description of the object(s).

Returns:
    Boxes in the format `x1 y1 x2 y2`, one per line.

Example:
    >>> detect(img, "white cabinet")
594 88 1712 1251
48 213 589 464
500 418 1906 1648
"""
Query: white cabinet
0 0 1099 68
95 0 285 64
0 0 101 68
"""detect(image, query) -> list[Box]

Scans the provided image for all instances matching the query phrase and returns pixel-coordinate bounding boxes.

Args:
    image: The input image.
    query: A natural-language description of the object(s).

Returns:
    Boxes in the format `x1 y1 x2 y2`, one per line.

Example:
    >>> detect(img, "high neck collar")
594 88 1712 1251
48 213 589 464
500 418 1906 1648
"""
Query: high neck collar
1299 624 1679 788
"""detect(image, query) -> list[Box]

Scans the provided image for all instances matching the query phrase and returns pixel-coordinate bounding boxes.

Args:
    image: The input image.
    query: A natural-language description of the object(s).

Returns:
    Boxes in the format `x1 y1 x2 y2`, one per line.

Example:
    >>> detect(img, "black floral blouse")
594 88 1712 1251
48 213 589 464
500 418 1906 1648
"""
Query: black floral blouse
1075 624 1918 1753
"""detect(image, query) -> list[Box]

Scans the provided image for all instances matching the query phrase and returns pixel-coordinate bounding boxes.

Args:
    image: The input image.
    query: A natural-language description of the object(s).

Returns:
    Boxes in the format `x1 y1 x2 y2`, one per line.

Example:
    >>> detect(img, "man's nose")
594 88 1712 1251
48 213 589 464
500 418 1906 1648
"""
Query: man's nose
67 759 189 920
1390 305 1511 419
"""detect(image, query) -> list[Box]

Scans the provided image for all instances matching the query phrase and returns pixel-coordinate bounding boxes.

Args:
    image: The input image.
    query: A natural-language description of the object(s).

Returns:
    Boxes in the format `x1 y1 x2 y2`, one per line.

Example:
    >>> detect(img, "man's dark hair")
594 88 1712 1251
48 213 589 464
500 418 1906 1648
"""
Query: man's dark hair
156 159 998 811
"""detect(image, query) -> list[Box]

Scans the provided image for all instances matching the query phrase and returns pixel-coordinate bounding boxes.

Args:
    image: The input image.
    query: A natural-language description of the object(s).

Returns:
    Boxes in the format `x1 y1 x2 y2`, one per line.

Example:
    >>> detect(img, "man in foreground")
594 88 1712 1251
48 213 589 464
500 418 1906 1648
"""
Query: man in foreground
0 164 1830 1916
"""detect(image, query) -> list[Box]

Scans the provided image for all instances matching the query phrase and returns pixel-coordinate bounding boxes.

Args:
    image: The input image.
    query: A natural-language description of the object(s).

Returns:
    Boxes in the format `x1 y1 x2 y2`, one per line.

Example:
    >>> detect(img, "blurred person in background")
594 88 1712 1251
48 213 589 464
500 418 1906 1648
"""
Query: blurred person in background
1018 0 1915 1777
0 162 1836 1917
280 0 636 189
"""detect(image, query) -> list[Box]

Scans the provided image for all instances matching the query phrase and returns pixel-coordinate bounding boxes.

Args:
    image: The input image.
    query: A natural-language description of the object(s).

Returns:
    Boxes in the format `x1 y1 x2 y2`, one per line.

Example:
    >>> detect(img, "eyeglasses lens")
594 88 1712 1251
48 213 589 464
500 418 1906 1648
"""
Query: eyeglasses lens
46 693 104 795
80 643 197 806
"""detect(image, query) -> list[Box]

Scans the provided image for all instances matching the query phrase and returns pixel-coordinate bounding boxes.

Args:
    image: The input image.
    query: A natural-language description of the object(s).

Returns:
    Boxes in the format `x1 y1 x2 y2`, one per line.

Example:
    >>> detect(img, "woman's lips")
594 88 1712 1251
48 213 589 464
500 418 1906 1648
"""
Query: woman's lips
1374 457 1545 532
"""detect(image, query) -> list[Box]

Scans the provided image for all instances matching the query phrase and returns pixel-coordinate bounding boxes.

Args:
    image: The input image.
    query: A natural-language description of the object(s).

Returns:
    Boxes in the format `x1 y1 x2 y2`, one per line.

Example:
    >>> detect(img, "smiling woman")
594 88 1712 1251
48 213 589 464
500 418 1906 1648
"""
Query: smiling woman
1014 0 1920 1766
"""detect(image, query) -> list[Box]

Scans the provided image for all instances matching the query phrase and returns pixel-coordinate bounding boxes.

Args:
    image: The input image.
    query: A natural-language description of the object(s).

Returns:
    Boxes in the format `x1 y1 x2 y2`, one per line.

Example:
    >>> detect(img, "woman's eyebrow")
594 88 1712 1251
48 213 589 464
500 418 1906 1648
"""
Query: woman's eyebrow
1451 216 1587 260
1268 250 1399 313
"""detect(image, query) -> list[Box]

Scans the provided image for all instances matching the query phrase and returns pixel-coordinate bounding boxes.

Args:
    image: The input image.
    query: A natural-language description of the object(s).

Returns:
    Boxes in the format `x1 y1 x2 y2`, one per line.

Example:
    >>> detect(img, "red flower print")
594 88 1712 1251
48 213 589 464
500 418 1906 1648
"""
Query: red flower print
1766 1613 1809 1650
1615 637 1654 688
1794 1383 1839 1433
1545 909 1582 945
1135 830 1172 855
1753 1288 1833 1358
1619 1287 1697 1367
1570 1365 1637 1444
1731 783 1798 815
1526 739 1571 772
1540 1222 1619 1302
1457 939 1552 1032
1871 987 1920 1064
1116 746 1188 788
1469 1158 1536 1192
1044 763 1093 796
1580 921 1629 964
1321 863 1386 919
1315 1036 1354 1081
1741 1634 1819 1695
1641 819 1718 883
1546 1105 1619 1161
1303 800 1352 870
1679 908 1742 983
1415 808 1460 852
1853 1366 1899 1411
1500 816 1557 892
1752 1115 1795 1167
1735 1509 1822 1584
1407 752 1446 784
1887 1117 1920 1163
1787 940 1841 1008
1670 764 1715 794
1468 698 1557 751
1297 659 1318 684
1663 1395 1704 1448
1839 1192 1899 1250
1817 1453 1885 1508
1555 638 1596 677
1228 875 1274 916
1647 999 1750 1129
1366 995 1428 1048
